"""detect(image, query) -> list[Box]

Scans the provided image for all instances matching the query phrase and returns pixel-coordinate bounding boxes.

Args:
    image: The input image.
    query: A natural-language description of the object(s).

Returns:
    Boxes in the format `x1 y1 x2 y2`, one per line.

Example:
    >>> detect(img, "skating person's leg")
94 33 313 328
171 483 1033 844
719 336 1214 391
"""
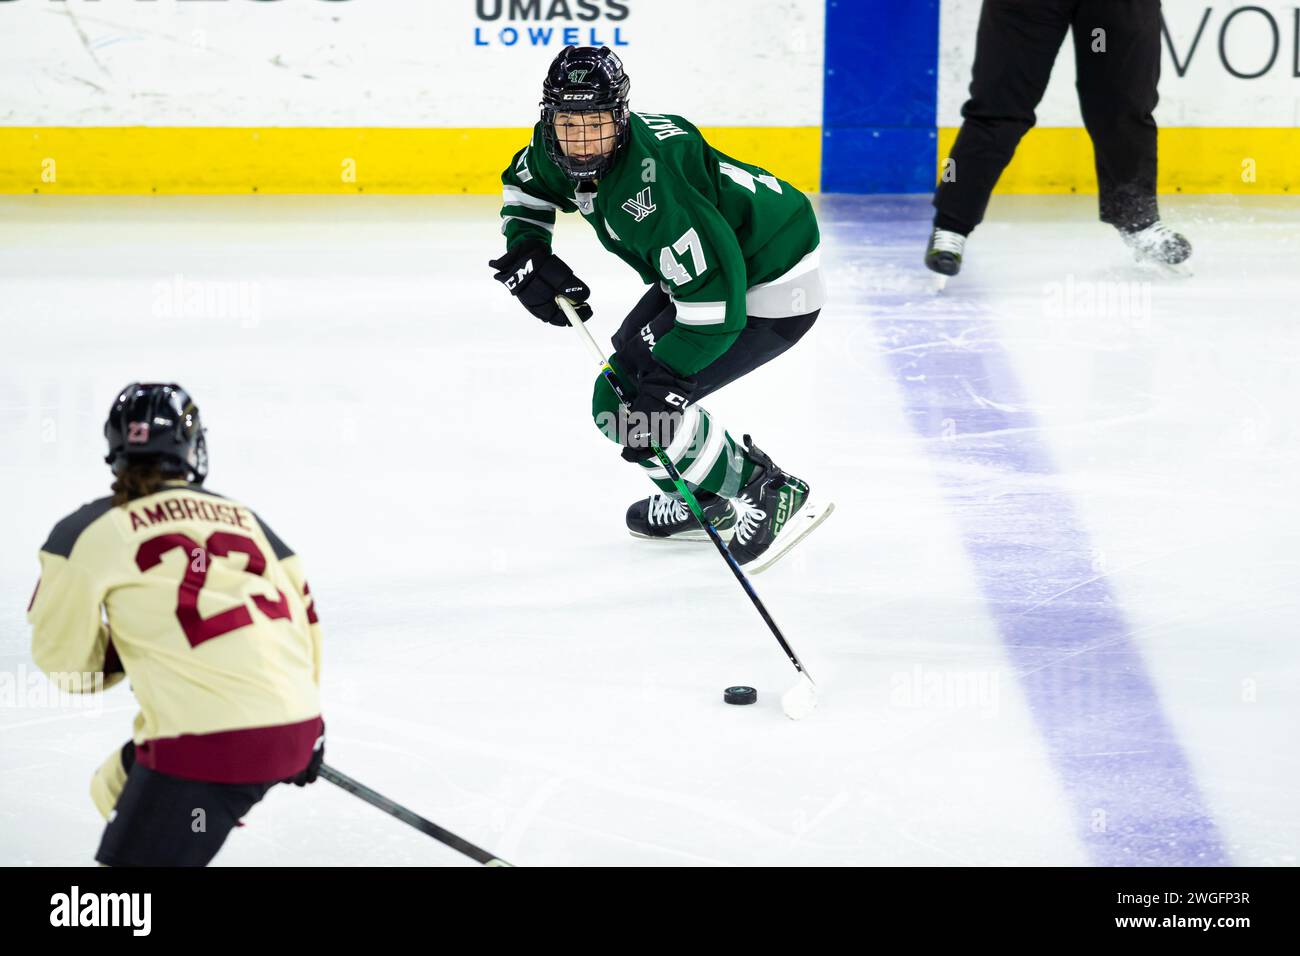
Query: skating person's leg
594 285 828 567
929 0 1074 275
601 287 742 538
1073 0 1190 264
95 763 272 867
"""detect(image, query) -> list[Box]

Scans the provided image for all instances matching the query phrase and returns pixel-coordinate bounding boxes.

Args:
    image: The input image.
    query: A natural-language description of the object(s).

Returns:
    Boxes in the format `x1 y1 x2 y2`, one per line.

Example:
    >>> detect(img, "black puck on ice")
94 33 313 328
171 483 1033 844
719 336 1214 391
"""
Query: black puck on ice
724 685 757 705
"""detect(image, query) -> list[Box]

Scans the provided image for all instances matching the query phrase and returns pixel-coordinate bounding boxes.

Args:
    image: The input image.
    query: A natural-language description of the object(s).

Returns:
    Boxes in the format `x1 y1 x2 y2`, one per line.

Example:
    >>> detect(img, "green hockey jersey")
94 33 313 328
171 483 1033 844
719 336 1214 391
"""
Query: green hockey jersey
498 112 821 376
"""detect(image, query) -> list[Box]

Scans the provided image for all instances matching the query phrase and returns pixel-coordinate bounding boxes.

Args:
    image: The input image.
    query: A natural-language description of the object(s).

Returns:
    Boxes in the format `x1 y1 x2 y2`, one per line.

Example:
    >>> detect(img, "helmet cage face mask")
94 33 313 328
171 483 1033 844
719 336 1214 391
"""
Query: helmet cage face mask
541 105 628 181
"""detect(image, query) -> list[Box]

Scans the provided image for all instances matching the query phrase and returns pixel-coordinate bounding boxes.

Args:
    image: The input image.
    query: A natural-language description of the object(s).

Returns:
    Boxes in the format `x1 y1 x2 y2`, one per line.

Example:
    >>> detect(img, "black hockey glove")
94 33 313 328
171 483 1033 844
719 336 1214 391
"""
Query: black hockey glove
284 725 325 787
620 364 697 462
489 239 592 326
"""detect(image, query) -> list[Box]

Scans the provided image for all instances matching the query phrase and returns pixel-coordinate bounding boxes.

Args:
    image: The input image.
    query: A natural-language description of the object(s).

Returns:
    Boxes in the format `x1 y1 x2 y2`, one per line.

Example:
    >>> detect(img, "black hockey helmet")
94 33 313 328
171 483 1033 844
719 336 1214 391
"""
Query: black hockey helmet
540 45 631 182
104 382 208 484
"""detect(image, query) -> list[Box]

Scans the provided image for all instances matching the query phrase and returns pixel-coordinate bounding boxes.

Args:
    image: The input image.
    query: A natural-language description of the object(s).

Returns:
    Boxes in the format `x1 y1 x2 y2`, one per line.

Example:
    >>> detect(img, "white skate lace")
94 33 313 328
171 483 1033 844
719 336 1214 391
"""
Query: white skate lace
931 229 965 255
733 494 766 545
648 494 690 527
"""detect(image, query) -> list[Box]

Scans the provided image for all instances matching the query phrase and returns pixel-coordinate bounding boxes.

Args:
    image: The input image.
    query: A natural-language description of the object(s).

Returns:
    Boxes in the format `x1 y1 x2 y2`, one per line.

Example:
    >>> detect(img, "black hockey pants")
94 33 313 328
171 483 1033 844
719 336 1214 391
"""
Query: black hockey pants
933 0 1163 234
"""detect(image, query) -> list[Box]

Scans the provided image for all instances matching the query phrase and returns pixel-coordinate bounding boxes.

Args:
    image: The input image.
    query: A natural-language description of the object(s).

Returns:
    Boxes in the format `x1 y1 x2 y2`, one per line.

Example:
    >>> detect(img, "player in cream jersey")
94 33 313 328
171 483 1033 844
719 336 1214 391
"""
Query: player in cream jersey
28 382 324 866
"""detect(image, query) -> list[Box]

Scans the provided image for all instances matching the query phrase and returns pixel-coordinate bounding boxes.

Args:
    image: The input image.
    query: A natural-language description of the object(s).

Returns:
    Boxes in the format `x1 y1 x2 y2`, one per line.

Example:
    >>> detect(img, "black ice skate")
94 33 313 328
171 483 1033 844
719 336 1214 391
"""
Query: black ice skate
925 228 966 290
1120 220 1192 273
626 491 736 542
727 436 834 574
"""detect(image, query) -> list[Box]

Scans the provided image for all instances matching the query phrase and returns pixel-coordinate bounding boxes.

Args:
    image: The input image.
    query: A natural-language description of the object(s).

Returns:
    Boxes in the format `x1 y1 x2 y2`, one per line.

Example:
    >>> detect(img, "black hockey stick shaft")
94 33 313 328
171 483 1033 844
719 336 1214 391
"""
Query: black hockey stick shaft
319 764 514 867
557 296 811 681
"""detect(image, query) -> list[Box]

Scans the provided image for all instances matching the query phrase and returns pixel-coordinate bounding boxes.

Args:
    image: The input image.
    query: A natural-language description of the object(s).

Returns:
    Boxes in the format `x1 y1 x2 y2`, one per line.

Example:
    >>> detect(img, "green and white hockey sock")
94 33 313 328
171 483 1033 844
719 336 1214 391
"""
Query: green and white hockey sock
636 404 759 499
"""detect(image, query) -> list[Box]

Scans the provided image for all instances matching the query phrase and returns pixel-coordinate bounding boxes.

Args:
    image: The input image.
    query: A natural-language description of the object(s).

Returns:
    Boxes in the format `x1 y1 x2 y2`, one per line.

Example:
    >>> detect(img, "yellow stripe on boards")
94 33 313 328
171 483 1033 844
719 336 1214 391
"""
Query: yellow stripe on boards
0 127 821 195
937 127 1300 194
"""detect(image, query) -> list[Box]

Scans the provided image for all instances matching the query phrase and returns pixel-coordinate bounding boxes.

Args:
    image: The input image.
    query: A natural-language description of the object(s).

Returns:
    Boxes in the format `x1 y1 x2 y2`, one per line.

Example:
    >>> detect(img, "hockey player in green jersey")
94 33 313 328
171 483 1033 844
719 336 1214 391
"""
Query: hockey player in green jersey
489 46 831 573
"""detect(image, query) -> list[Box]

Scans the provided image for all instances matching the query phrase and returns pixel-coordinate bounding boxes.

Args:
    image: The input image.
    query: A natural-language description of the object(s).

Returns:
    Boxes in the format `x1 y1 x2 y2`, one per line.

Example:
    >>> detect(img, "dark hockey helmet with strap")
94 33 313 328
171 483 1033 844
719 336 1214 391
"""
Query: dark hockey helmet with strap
104 382 208 483
540 45 631 182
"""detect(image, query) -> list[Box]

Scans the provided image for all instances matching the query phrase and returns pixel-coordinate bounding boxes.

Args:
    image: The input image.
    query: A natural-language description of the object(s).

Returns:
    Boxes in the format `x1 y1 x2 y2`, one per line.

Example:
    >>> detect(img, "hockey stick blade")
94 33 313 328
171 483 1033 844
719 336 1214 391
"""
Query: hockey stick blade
781 673 818 721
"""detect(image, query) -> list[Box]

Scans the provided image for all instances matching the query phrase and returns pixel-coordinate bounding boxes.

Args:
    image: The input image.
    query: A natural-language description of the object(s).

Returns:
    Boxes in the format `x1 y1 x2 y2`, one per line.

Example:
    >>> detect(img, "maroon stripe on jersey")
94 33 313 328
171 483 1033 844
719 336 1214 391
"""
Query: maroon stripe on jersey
136 716 323 784
304 581 319 624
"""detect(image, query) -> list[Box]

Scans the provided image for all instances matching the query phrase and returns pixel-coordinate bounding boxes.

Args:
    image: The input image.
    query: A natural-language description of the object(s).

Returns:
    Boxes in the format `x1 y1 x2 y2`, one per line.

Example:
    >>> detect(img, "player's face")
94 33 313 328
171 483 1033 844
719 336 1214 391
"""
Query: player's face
553 111 617 162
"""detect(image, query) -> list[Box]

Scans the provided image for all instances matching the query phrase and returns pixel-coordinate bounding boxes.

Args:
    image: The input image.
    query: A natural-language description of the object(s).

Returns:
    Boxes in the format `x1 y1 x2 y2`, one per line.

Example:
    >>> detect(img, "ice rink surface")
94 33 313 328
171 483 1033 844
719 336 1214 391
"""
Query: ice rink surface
1 193 1297 866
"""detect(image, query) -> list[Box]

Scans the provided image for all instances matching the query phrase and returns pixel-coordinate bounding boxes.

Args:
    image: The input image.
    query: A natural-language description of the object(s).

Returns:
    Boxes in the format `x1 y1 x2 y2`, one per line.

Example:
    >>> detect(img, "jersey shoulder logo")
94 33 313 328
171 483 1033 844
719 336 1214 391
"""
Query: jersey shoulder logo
515 149 533 183
621 187 657 222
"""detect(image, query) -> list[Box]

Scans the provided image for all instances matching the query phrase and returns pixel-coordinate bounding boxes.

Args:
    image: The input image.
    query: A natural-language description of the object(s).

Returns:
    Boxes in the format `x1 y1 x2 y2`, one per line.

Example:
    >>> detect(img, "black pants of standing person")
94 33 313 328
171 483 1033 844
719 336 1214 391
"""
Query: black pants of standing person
934 0 1163 236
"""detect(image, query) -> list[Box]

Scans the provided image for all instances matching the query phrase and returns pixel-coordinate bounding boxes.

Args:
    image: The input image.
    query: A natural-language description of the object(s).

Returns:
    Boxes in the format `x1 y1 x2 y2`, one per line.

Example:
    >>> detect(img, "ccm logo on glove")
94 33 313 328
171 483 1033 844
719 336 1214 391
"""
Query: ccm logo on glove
489 239 593 326
503 259 533 291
